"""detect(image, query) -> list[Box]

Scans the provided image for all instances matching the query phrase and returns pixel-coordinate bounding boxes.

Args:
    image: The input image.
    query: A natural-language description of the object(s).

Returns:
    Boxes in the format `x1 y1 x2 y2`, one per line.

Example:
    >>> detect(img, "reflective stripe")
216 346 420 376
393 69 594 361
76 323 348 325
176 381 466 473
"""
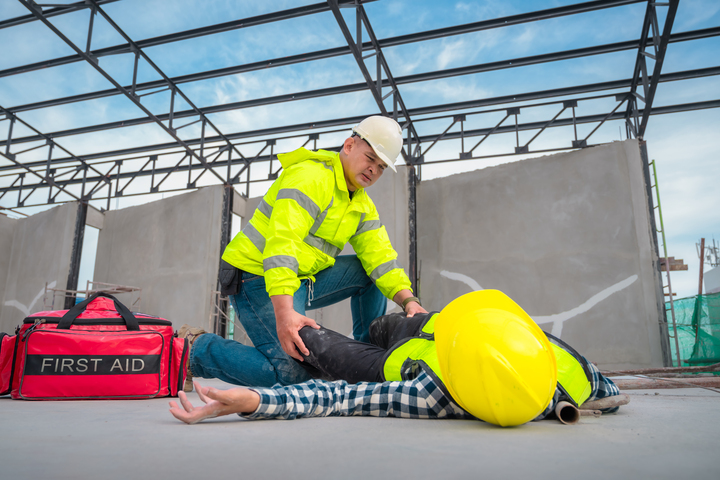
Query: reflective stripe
370 259 402 282
353 219 383 237
263 255 299 273
257 199 273 218
309 197 333 235
308 158 334 172
276 188 320 219
304 234 341 258
242 223 266 253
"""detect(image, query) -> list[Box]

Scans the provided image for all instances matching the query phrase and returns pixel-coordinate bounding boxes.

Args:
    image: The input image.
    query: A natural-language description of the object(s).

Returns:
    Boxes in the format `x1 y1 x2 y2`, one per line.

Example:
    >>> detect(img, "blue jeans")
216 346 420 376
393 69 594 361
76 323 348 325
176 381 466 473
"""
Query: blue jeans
189 255 387 387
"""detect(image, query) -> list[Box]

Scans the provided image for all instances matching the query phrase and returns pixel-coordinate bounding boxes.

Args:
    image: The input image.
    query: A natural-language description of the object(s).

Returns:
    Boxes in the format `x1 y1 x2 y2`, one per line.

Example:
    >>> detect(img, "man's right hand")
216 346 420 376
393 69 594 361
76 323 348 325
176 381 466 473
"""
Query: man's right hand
271 295 320 361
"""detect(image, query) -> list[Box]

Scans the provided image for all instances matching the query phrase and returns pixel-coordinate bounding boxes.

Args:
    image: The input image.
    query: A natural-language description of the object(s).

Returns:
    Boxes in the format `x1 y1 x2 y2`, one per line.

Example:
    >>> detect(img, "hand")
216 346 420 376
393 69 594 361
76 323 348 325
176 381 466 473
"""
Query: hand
404 301 427 317
168 382 260 425
271 295 320 361
392 290 428 318
276 309 320 361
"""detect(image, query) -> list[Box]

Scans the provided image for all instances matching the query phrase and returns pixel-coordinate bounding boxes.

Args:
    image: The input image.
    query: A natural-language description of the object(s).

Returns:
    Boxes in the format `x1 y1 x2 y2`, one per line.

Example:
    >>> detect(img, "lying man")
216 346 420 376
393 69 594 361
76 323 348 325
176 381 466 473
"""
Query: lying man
169 290 625 427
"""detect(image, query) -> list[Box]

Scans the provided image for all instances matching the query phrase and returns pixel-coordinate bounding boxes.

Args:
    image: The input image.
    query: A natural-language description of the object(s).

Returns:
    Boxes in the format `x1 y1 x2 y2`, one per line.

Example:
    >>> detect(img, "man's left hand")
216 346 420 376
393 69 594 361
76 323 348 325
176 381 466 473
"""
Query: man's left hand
169 382 260 425
404 301 427 317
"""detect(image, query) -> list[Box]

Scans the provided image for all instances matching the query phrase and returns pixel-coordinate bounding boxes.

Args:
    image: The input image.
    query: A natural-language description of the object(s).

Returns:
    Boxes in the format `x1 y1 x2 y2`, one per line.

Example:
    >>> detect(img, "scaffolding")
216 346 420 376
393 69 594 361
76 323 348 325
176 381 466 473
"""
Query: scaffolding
209 290 250 345
650 159 680 366
43 280 141 312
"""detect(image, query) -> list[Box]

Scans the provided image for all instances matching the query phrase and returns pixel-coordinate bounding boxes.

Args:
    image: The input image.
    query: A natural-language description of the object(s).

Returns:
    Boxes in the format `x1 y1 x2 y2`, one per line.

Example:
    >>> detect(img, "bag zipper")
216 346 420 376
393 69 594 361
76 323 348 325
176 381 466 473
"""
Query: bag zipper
22 319 45 341
23 317 171 326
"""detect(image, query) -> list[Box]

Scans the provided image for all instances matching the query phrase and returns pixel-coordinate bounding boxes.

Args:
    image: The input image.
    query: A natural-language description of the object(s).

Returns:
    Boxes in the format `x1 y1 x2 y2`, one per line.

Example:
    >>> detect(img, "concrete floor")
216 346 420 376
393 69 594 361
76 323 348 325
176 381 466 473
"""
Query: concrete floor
2 379 719 480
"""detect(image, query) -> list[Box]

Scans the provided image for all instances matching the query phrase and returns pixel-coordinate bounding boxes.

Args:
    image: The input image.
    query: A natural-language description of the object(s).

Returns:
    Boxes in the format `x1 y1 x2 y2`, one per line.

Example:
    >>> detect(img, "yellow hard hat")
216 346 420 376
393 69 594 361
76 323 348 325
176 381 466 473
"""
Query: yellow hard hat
435 290 557 427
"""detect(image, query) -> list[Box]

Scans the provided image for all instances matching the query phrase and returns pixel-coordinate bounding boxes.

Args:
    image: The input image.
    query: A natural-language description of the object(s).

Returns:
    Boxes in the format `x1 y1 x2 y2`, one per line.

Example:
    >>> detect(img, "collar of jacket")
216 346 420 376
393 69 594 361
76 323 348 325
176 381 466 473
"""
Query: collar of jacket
278 147 371 205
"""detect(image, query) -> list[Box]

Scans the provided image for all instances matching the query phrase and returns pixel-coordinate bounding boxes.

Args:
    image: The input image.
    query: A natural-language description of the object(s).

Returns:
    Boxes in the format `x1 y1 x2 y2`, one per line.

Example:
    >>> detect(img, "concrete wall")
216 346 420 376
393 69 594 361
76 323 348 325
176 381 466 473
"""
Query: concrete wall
93 186 225 330
1 141 664 370
417 140 664 369
0 203 79 333
0 214 16 330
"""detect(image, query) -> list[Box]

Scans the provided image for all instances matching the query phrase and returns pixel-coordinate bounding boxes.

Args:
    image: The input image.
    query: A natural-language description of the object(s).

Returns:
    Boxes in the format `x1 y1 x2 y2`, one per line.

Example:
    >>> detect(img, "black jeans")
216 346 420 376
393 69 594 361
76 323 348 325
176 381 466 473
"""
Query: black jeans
298 312 430 384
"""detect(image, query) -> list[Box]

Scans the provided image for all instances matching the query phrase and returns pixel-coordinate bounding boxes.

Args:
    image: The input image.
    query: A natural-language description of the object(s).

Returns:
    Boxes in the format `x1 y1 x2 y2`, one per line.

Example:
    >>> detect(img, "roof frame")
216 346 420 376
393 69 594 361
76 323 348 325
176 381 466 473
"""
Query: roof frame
0 0 716 215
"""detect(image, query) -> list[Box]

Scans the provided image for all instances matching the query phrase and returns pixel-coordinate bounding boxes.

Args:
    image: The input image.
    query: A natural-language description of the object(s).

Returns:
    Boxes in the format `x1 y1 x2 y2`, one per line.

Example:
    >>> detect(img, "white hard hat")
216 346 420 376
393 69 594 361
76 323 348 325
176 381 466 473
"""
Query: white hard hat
352 116 403 172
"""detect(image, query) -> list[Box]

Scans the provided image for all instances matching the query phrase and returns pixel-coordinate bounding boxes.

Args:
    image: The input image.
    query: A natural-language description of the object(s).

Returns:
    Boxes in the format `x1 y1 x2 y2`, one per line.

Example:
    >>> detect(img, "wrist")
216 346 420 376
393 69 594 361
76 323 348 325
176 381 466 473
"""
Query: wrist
401 296 421 312
271 294 294 313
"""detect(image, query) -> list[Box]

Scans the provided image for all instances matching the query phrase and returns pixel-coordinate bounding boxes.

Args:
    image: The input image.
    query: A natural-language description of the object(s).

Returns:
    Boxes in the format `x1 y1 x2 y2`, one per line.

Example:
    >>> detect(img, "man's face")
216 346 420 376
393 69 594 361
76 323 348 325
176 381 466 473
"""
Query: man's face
341 136 388 192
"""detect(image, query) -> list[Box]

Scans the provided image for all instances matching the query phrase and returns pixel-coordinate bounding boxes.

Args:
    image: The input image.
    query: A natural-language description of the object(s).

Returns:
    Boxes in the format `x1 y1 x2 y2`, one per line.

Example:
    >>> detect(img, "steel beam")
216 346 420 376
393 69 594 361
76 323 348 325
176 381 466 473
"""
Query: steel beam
3 94 718 176
4 65 717 149
0 0 376 78
3 99 717 203
0 0 119 29
327 0 421 162
0 0 645 80
625 0 679 139
89 1 247 173
18 0 230 187
12 4 710 114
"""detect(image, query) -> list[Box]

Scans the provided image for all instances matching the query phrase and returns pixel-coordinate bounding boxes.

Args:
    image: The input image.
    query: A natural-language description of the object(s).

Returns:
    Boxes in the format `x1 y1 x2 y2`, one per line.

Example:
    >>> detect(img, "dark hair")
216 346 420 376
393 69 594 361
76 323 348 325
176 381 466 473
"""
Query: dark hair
351 132 372 149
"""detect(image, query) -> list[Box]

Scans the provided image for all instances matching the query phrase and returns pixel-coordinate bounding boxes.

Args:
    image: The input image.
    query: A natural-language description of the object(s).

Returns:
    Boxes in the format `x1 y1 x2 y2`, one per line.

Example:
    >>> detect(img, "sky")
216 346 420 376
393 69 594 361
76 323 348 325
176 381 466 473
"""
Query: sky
0 0 718 299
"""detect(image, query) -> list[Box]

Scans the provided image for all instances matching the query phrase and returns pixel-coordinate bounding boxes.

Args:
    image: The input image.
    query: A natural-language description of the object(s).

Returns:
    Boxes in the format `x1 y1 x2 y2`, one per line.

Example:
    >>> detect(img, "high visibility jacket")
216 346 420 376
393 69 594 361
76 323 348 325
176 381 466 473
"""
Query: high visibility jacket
382 313 594 407
222 147 412 299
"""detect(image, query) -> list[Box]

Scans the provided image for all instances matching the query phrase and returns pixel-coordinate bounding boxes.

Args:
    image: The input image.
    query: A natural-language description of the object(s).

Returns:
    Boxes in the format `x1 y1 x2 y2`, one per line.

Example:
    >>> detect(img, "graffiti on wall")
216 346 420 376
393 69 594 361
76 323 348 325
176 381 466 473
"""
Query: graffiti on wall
3 281 57 317
439 271 638 337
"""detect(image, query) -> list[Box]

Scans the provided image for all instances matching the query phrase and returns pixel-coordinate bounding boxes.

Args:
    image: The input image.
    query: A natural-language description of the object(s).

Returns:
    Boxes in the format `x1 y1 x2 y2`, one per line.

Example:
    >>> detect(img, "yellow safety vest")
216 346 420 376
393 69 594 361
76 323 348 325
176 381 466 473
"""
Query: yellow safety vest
382 313 444 383
382 313 593 406
545 333 594 406
222 148 412 299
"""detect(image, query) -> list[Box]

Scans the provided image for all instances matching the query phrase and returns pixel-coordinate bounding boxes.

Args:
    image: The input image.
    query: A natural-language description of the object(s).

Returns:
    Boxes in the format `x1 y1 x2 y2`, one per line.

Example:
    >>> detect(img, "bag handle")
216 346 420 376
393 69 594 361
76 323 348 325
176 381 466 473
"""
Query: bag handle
57 292 140 331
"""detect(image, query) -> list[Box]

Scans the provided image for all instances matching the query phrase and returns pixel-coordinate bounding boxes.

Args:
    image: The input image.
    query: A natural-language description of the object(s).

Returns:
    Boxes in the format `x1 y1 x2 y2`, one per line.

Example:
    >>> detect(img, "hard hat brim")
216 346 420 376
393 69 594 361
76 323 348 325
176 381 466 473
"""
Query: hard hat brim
373 148 397 172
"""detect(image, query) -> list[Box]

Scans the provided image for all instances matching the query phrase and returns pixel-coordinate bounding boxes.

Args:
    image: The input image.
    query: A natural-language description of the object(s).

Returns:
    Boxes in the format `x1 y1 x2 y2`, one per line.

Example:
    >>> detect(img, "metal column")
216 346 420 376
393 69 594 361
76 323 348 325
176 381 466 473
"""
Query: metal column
214 185 235 337
64 201 88 309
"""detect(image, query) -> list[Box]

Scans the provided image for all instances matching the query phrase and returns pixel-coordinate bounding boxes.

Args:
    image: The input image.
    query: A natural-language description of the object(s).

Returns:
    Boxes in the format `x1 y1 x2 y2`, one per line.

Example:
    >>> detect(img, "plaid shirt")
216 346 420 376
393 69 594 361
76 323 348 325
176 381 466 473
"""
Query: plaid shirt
242 361 620 422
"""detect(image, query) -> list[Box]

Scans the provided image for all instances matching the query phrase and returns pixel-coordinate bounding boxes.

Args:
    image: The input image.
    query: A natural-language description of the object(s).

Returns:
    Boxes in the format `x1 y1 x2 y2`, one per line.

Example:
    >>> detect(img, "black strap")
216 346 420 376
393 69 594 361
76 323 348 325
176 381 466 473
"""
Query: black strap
57 292 140 331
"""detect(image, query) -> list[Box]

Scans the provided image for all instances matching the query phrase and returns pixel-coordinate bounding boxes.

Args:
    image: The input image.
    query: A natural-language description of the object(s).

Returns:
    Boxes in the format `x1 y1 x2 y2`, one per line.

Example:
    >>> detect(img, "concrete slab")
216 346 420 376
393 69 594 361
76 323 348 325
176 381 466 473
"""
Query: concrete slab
1 380 718 480
93 186 225 330
418 140 666 370
0 203 79 333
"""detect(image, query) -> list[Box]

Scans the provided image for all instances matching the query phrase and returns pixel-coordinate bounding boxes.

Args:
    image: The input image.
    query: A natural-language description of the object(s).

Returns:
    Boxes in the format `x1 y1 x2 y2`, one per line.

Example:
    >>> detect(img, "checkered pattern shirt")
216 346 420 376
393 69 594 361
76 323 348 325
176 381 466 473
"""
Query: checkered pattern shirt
242 361 620 422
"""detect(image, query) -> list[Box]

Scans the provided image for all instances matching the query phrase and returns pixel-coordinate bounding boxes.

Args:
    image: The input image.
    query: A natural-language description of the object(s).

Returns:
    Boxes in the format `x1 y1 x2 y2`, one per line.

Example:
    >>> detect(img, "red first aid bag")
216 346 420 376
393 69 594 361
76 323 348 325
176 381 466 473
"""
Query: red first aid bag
1 292 188 400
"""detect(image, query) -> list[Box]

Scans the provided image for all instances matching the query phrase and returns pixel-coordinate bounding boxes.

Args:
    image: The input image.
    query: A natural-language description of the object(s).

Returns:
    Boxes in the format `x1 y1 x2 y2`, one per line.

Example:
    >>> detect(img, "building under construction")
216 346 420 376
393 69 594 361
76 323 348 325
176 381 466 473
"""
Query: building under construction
1 1 718 478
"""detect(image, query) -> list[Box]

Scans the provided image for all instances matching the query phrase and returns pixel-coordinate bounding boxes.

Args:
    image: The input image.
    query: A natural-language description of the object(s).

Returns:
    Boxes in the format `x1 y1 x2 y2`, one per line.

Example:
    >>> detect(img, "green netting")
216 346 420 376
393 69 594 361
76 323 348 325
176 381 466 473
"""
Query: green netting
666 292 720 367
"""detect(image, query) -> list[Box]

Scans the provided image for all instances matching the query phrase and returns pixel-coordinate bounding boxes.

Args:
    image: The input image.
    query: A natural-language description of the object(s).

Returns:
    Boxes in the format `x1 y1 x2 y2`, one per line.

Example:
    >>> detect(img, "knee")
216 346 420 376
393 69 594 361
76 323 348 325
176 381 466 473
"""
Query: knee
369 316 389 348
299 326 331 356
274 361 312 385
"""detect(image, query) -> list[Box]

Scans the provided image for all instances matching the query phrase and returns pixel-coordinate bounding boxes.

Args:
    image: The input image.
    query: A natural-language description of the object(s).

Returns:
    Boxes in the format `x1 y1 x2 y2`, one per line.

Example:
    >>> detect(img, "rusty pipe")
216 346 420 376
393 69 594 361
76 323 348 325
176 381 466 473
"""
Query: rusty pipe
555 401 580 425
580 393 630 410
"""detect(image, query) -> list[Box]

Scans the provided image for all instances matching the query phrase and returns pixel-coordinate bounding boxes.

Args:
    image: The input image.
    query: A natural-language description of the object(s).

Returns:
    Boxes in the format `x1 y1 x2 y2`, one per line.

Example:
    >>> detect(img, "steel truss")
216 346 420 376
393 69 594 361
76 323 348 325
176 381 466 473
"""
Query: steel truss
0 0 714 211
0 0 717 334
